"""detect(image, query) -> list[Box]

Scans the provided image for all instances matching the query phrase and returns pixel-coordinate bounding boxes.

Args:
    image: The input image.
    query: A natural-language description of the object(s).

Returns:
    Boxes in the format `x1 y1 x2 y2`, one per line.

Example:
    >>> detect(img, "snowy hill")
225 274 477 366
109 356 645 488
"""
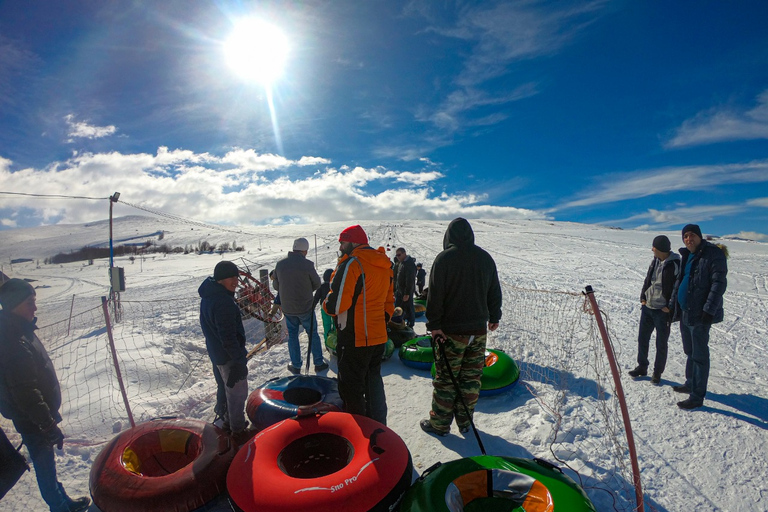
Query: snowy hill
1 217 766 512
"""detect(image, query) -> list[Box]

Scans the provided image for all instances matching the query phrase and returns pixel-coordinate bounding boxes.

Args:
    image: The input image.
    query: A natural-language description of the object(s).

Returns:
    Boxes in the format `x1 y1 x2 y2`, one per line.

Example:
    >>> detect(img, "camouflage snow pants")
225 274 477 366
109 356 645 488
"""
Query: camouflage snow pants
429 333 487 432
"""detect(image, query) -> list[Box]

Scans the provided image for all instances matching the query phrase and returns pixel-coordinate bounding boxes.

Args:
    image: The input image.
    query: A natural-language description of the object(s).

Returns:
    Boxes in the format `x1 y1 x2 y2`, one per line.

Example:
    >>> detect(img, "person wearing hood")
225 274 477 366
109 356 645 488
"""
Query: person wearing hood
416 262 427 296
421 218 502 437
0 279 90 512
323 225 394 425
394 247 417 328
198 261 249 438
669 224 727 409
628 235 681 384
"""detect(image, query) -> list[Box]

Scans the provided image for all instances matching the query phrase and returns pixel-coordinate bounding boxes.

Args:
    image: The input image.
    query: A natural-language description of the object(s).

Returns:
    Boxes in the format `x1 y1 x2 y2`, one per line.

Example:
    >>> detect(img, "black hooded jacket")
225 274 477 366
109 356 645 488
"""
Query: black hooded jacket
0 310 62 430
425 218 502 334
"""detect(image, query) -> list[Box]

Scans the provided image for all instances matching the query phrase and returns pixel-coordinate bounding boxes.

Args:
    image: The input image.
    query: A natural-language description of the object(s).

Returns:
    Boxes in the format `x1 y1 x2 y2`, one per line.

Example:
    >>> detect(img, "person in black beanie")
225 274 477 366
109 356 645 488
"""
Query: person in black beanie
669 224 728 409
199 261 250 442
0 279 90 511
628 236 680 384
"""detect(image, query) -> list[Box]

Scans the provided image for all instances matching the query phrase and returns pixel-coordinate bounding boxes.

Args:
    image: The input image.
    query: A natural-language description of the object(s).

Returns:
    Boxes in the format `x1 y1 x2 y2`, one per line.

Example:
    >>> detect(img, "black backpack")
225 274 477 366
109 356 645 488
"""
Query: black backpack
0 427 29 500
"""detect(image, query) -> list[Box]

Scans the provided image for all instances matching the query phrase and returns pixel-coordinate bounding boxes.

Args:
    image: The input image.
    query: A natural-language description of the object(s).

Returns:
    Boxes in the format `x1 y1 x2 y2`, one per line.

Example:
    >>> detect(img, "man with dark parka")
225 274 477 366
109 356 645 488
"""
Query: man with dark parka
670 224 727 409
421 218 502 436
629 235 680 384
199 261 249 437
394 247 417 328
0 279 90 512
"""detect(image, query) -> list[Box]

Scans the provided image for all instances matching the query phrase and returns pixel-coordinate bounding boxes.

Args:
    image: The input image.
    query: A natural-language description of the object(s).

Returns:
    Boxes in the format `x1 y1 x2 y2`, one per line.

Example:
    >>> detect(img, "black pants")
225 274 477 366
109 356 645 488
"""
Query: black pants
636 305 670 374
337 336 387 425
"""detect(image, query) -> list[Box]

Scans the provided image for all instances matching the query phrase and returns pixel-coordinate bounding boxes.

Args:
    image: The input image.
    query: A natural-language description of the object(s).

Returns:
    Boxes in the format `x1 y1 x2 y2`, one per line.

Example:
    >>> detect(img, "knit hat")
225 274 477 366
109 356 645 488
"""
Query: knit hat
652 235 671 253
0 278 35 311
293 237 309 252
213 261 239 281
681 224 703 240
339 225 368 245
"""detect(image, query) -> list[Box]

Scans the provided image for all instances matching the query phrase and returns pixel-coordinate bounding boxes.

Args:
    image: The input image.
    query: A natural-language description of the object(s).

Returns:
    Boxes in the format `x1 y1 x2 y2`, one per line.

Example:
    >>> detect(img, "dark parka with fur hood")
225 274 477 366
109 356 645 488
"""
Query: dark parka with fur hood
670 239 727 324
426 218 502 334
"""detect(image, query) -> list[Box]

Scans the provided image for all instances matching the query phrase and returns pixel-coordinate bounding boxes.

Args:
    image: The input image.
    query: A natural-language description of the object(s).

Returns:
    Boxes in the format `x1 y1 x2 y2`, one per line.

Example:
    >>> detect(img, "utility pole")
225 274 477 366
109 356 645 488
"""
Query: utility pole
109 192 121 321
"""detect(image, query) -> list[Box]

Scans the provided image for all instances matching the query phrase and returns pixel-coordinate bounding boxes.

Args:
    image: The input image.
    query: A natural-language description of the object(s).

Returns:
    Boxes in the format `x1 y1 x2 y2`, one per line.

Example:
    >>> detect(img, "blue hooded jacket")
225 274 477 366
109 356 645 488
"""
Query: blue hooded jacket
198 277 247 365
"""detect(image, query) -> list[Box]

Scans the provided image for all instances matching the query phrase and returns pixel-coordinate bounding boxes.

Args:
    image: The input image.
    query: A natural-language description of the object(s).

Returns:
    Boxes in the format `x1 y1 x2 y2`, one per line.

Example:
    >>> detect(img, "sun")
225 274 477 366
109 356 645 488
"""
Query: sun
223 19 289 85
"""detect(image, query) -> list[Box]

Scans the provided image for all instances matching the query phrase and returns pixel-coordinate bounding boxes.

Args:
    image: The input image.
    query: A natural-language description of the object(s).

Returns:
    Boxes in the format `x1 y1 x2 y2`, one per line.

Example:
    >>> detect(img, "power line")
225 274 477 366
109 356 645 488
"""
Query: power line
118 199 258 237
0 191 108 200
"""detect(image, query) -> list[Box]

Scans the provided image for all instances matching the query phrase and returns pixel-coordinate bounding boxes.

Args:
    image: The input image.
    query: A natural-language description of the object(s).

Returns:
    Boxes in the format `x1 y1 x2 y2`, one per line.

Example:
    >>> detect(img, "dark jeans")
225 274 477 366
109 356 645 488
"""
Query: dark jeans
680 319 711 402
395 293 415 327
636 305 670 374
337 338 387 425
13 420 70 512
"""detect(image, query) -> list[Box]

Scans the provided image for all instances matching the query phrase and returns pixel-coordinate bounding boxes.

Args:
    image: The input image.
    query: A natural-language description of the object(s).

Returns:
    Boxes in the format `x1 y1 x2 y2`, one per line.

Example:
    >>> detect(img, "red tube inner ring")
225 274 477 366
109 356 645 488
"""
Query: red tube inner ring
277 433 354 479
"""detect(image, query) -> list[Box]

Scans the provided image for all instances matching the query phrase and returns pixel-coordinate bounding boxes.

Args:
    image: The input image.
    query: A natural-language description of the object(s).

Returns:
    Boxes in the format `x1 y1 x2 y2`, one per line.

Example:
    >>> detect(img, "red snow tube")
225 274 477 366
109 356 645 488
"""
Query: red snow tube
89 418 236 512
227 412 413 512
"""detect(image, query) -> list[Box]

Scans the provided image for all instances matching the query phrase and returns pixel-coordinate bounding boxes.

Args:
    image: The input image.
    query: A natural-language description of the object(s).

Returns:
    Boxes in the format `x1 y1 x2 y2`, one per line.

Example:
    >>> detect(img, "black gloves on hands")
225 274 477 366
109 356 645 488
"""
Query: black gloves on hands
43 424 65 450
701 312 714 325
226 363 248 388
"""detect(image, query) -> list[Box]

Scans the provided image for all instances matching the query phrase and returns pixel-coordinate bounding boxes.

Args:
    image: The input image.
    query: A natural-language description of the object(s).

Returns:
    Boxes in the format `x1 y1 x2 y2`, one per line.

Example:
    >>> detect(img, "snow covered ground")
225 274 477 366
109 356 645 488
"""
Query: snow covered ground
1 216 766 512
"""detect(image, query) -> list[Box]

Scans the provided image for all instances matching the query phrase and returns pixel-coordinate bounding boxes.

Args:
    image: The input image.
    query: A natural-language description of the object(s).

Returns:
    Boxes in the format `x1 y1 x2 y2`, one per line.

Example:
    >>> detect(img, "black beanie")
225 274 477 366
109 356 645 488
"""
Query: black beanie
0 279 35 311
323 268 333 283
213 261 240 281
681 224 703 240
652 235 671 253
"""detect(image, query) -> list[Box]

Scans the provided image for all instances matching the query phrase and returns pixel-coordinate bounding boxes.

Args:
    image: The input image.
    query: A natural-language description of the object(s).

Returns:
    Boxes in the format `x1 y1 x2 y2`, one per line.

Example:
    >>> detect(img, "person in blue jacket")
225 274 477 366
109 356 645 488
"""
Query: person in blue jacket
670 224 727 409
199 261 249 436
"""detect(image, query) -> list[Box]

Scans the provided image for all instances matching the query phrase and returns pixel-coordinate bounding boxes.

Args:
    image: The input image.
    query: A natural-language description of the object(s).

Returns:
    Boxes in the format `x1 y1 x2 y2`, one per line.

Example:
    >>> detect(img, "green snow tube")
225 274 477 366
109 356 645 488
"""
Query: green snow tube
430 348 520 396
414 297 427 306
398 336 434 370
399 455 597 512
325 331 394 361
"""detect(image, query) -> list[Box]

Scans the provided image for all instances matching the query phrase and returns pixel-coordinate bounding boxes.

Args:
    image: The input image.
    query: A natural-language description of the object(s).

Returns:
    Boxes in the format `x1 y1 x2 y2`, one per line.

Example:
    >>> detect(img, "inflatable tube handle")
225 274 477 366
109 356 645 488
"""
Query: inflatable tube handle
368 428 386 454
418 461 443 481
533 457 562 474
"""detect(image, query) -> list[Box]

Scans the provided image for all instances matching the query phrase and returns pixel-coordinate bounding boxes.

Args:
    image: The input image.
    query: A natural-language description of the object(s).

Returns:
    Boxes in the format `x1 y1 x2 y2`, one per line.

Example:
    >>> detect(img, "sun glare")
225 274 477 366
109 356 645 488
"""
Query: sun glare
224 19 289 85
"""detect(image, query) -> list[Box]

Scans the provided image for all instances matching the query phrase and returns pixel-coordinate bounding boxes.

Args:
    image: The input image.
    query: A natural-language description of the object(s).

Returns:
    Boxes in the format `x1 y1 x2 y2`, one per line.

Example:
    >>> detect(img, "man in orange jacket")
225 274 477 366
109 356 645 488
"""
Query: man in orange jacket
323 225 394 425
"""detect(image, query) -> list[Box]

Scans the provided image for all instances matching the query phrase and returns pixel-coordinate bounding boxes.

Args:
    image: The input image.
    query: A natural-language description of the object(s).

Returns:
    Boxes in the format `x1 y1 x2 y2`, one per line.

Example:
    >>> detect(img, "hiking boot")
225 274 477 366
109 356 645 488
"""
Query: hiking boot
315 362 329 372
287 364 301 374
651 373 661 385
458 425 470 434
65 497 91 512
420 419 447 437
673 384 691 393
628 366 647 378
677 398 703 410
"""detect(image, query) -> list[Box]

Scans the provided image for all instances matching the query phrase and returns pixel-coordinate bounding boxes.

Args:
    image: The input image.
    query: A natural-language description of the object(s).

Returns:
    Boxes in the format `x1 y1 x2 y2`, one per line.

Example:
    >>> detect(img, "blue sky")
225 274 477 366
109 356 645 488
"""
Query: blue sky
1 1 767 239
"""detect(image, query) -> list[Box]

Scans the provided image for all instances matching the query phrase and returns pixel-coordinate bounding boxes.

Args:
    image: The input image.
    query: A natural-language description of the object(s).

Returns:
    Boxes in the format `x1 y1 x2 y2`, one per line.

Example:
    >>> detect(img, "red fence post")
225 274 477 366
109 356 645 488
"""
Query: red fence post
585 285 644 512
101 296 135 428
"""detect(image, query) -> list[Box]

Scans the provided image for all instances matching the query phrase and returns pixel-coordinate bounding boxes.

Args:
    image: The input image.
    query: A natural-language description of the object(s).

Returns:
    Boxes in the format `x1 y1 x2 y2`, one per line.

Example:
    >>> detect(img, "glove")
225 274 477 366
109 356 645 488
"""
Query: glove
226 363 248 388
43 424 64 450
701 312 714 325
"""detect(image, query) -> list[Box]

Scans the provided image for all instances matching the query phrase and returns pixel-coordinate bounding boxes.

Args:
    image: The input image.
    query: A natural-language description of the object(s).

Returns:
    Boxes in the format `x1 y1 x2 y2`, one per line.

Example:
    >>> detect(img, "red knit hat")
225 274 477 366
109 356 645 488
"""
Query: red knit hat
339 225 368 245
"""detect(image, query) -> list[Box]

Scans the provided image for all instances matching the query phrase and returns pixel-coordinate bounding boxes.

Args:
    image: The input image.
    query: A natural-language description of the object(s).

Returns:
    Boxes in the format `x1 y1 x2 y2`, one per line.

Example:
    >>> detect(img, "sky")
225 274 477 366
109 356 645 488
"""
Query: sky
1 0 767 239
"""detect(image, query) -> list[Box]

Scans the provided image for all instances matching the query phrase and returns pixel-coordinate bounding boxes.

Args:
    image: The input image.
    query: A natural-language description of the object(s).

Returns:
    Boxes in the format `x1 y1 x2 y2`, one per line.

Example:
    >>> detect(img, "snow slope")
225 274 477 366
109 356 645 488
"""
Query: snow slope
1 217 766 512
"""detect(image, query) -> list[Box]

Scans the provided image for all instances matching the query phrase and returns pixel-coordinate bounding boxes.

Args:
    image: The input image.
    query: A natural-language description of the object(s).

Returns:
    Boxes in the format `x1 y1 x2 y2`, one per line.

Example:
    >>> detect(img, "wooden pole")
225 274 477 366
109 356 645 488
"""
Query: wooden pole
101 296 135 428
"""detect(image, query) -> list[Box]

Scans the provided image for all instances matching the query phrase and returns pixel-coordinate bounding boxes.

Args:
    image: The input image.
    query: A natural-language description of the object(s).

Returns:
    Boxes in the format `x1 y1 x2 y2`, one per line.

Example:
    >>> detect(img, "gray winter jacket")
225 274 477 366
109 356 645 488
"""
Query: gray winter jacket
641 252 680 310
273 251 321 315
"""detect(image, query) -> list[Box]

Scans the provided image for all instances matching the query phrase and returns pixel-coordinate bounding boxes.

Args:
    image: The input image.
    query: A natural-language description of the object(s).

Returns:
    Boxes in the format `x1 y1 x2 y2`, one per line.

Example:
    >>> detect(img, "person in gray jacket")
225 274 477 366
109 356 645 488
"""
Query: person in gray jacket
273 237 327 373
629 235 680 384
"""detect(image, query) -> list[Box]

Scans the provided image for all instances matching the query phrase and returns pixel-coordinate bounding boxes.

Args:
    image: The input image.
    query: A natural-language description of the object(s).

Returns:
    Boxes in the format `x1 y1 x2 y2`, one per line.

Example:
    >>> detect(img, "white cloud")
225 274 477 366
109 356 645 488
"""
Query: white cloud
64 114 117 141
666 89 768 148
605 203 747 229
0 148 546 228
747 197 768 207
722 231 768 242
557 160 768 210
